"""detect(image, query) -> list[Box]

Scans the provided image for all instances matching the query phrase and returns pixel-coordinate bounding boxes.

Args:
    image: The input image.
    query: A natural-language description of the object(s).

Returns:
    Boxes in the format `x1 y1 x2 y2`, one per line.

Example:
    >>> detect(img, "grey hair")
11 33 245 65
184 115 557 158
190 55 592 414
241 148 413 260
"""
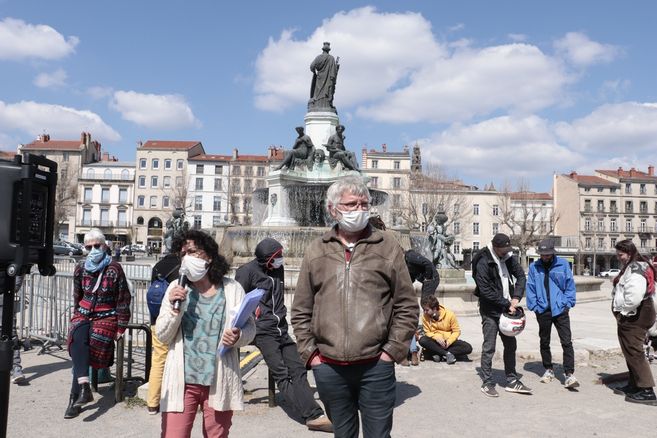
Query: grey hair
326 175 371 212
84 228 106 245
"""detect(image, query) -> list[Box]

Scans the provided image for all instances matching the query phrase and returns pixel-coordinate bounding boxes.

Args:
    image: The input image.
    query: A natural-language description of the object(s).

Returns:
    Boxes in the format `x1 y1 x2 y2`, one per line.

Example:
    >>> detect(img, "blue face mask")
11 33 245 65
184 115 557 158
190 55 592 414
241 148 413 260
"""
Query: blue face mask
88 247 106 263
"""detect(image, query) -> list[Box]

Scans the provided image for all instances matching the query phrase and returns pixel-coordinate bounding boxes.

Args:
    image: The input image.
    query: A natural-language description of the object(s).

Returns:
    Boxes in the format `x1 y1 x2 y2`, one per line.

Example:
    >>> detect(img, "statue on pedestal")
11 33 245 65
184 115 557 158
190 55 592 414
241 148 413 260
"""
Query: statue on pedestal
324 125 360 172
308 42 339 113
163 207 189 252
275 127 315 171
425 212 460 269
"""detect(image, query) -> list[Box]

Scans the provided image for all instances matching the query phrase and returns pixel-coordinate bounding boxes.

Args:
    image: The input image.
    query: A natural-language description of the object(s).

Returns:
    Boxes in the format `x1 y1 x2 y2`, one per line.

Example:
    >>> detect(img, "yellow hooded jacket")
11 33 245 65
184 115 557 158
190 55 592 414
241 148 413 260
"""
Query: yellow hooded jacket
421 305 460 346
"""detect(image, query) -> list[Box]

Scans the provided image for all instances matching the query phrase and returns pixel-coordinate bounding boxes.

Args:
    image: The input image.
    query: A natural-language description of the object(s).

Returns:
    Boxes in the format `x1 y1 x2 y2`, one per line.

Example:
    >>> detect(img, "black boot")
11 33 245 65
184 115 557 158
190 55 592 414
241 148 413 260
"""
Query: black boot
64 393 81 419
73 382 94 408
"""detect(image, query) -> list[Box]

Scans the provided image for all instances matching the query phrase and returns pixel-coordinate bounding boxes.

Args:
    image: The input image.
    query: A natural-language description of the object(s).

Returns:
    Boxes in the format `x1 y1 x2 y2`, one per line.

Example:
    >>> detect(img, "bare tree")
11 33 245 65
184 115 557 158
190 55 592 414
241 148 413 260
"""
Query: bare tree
171 169 192 214
54 167 79 239
498 179 559 267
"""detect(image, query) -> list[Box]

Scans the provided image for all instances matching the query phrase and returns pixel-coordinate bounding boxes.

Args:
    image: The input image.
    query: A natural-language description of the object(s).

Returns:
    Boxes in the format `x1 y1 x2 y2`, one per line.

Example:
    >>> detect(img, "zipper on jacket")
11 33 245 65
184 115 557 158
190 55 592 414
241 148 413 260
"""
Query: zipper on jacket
343 244 356 360
269 276 282 337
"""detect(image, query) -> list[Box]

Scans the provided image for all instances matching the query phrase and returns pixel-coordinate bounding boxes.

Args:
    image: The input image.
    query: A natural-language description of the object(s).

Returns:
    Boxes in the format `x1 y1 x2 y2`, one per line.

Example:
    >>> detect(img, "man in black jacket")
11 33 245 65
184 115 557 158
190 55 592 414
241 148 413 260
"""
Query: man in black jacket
472 233 531 397
235 238 332 433
405 249 440 297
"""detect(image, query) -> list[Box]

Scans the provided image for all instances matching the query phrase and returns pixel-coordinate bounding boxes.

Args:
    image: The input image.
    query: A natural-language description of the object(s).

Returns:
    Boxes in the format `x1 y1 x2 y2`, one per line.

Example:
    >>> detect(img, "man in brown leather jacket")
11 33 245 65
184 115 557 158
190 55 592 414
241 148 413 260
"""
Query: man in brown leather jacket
292 176 418 438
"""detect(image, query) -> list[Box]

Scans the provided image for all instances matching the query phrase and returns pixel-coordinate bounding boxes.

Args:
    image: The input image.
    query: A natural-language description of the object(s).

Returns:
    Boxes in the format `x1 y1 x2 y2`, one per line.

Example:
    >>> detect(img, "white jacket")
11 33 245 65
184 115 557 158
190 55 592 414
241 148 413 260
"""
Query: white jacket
156 277 256 413
612 262 649 316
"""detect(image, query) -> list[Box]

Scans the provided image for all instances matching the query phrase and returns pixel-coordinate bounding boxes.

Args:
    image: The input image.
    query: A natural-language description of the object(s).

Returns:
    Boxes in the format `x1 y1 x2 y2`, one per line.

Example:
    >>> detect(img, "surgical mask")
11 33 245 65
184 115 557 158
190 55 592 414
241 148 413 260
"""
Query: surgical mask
180 255 209 282
337 210 370 233
87 247 105 263
271 257 284 269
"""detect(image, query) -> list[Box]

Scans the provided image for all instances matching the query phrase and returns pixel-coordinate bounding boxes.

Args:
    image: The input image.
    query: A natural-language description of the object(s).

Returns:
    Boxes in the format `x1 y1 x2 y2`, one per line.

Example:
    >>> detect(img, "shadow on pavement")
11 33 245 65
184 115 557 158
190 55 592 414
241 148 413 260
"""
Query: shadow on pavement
24 353 71 383
395 381 421 407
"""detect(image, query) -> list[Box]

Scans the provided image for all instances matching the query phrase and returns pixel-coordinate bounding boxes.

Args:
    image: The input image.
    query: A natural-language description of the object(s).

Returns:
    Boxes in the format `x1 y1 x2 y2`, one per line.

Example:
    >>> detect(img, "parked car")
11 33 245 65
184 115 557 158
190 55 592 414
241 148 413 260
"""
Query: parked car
121 244 147 254
599 268 620 278
53 243 83 256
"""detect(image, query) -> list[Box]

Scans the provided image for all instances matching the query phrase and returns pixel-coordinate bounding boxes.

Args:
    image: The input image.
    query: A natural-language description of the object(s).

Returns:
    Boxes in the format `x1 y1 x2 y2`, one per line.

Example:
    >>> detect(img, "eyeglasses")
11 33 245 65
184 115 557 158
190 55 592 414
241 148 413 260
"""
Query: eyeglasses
85 243 103 251
338 201 370 211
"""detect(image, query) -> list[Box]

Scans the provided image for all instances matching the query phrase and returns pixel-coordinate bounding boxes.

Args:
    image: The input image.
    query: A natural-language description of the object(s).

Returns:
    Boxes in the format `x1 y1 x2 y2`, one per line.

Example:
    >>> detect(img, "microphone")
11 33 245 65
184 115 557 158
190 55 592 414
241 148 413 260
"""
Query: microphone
173 274 188 311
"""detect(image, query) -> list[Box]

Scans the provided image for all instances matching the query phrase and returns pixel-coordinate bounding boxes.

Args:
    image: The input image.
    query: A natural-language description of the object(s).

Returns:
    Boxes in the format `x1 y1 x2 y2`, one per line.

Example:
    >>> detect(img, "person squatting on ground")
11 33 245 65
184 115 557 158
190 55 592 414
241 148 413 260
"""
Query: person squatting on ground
146 236 184 415
418 295 472 364
235 238 332 433
156 230 255 437
65 229 132 419
472 233 532 397
526 238 579 389
292 176 418 438
610 239 657 405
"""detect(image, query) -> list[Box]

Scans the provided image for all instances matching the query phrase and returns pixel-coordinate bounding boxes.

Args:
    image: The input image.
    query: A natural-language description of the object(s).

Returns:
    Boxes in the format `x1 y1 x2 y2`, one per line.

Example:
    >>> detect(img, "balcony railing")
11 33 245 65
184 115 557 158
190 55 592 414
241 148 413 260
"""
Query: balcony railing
77 220 131 228
609 207 618 213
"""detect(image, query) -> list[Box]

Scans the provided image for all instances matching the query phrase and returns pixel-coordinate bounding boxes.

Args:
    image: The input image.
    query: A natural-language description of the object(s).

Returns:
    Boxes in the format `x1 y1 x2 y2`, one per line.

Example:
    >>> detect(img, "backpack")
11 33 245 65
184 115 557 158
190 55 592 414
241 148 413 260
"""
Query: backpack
147 264 180 321
644 263 656 296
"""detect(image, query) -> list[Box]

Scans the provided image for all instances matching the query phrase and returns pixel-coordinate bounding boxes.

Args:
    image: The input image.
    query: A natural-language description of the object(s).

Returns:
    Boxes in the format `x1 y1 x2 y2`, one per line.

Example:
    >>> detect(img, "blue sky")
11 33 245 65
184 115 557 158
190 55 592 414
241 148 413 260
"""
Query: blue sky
1 0 656 191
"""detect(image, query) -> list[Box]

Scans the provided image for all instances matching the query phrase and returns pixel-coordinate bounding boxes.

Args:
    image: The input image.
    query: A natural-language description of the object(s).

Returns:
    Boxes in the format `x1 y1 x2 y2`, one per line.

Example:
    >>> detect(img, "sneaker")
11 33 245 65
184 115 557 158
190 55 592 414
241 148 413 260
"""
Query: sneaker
306 415 333 433
445 352 457 365
505 379 533 394
481 384 499 398
147 406 159 415
11 367 26 384
540 369 555 383
625 388 657 406
613 384 638 395
431 355 442 363
411 351 419 366
564 374 580 389
400 358 410 367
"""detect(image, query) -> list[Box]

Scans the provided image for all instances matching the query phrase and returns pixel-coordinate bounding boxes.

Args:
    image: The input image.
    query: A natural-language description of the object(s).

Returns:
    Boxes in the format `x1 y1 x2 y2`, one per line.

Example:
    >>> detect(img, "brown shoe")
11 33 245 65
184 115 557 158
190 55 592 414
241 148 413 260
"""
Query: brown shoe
400 358 410 367
411 351 419 366
306 415 333 433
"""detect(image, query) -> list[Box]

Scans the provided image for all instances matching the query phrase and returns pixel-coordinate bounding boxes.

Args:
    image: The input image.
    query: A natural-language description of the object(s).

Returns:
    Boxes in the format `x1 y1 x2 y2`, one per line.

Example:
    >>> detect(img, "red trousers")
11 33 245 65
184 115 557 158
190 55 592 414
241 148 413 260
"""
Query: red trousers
161 384 233 438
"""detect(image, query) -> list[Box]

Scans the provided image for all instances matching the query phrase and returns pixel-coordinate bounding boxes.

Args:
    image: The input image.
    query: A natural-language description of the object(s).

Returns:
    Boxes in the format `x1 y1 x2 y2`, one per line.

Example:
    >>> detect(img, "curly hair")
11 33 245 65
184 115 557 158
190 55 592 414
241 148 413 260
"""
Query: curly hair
182 230 230 285
420 294 439 309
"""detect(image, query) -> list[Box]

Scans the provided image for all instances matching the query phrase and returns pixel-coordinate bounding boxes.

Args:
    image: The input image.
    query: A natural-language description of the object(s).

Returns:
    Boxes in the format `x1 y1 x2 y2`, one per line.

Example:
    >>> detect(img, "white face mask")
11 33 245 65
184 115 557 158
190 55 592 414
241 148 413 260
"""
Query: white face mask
180 255 209 282
337 210 370 233
271 257 284 269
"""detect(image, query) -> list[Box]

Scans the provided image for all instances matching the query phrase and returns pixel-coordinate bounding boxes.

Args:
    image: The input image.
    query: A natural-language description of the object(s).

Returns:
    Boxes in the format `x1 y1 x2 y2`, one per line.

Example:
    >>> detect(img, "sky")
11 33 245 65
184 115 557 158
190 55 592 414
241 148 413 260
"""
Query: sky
1 0 656 192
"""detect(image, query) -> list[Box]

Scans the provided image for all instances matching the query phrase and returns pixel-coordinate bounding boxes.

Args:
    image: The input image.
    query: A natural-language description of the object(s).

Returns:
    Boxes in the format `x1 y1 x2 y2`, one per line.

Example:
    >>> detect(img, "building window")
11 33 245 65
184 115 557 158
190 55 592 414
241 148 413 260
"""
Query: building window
473 204 479 215
163 176 171 188
585 237 592 249
101 188 110 203
394 161 400 170
214 178 222 191
215 165 223 175
194 215 202 230
118 210 127 227
473 242 480 251
371 160 378 169
163 196 170 208
453 242 460 254
392 194 401 207
243 179 252 193
83 187 92 202
102 169 112 179
138 195 145 207
196 164 204 174
138 176 146 188
152 158 159 169
151 176 158 188
598 237 604 249
232 165 241 176
492 223 499 234
454 204 460 215
584 199 591 212
195 178 203 190
640 201 648 213
610 218 617 232
121 169 130 180
82 209 91 226
245 167 253 176
232 180 241 193
243 197 252 213
63 152 69 162
611 237 617 247
625 201 633 213
176 176 182 188
610 200 617 213
597 200 604 212
597 187 603 193
177 159 184 170
150 196 157 208
231 197 240 214
99 209 109 226
213 196 221 211
393 177 401 189
453 222 460 234
256 180 265 189
640 184 646 194
257 167 265 177
626 219 632 232
139 158 147 169
584 218 591 231
625 183 632 194
641 219 647 232
119 188 127 203
492 204 499 216
164 159 172 170
213 216 222 227
194 196 203 211
473 223 480 235
597 219 604 231
371 177 378 188
584 187 591 192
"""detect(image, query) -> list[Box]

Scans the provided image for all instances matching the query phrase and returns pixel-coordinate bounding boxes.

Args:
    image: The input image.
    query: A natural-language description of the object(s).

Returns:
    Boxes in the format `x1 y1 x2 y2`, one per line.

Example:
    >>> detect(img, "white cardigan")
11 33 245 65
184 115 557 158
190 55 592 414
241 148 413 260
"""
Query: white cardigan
156 277 255 413
612 262 649 316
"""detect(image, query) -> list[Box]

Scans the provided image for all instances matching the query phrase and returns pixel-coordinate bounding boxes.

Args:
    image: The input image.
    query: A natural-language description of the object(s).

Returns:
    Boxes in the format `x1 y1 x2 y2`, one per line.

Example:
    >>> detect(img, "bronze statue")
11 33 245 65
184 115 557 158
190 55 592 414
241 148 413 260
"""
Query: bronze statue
424 212 460 269
275 126 315 171
163 207 189 252
325 125 359 171
308 42 339 113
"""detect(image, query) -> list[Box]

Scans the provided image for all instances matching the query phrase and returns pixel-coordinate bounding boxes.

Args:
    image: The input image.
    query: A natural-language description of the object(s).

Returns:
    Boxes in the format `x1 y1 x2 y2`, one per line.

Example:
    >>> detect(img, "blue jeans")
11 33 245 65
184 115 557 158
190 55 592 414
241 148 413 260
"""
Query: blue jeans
409 336 418 353
312 360 396 438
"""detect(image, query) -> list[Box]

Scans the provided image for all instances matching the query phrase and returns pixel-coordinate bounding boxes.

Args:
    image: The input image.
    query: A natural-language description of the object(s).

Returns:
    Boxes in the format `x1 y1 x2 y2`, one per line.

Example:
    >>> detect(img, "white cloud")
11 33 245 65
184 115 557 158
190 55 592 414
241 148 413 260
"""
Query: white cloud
0 18 79 60
554 32 620 67
110 90 200 129
0 100 121 142
555 102 657 152
86 86 114 100
33 68 67 88
254 6 445 112
416 115 583 179
508 33 527 42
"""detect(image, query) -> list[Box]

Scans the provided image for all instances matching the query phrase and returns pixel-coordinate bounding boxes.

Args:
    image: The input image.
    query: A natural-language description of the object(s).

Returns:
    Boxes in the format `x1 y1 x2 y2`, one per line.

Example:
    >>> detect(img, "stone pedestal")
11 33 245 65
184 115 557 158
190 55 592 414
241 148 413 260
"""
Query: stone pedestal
437 268 467 284
304 111 339 156
261 174 297 227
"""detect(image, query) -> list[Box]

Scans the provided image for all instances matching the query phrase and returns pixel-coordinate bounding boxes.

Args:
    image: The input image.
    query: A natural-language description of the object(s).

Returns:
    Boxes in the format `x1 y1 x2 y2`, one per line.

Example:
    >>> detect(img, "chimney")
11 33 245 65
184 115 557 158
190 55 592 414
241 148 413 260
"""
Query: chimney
381 143 387 153
569 171 578 179
629 167 637 177
649 165 655 176
137 140 143 148
617 166 623 176
81 132 86 144
232 148 238 160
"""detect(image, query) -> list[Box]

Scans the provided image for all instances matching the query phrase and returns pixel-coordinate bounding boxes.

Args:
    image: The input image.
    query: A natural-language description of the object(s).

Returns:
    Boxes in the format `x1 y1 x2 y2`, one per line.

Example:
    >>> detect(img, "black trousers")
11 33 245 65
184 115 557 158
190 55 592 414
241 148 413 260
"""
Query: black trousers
536 310 575 375
419 336 472 358
421 277 440 297
616 299 656 389
256 332 324 422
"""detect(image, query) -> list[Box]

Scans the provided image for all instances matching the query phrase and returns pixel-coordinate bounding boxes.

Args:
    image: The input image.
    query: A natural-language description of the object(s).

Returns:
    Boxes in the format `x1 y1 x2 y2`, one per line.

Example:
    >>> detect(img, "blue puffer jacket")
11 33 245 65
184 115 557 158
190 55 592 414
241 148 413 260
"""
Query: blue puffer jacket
526 256 576 316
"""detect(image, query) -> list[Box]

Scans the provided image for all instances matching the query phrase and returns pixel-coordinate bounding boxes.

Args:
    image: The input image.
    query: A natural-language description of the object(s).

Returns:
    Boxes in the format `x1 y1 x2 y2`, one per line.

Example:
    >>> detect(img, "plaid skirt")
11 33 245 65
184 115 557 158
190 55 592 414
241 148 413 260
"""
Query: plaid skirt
68 315 118 369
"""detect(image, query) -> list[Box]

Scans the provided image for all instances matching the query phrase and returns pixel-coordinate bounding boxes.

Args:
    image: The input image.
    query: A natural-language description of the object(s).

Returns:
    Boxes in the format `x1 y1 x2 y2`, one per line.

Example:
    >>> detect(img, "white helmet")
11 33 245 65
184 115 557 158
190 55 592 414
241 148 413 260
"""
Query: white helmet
499 307 526 337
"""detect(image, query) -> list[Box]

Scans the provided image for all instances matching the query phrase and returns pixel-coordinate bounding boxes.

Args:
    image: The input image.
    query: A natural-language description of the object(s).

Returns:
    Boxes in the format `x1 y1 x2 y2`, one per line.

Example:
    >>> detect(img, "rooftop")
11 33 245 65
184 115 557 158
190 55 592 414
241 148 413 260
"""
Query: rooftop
564 172 620 187
510 191 553 201
140 140 201 150
596 166 657 181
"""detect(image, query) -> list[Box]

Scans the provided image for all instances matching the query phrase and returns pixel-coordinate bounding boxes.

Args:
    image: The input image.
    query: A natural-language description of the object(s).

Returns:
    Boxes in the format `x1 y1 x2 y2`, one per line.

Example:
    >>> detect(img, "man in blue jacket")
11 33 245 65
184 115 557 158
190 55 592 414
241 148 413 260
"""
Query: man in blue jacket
526 238 579 389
